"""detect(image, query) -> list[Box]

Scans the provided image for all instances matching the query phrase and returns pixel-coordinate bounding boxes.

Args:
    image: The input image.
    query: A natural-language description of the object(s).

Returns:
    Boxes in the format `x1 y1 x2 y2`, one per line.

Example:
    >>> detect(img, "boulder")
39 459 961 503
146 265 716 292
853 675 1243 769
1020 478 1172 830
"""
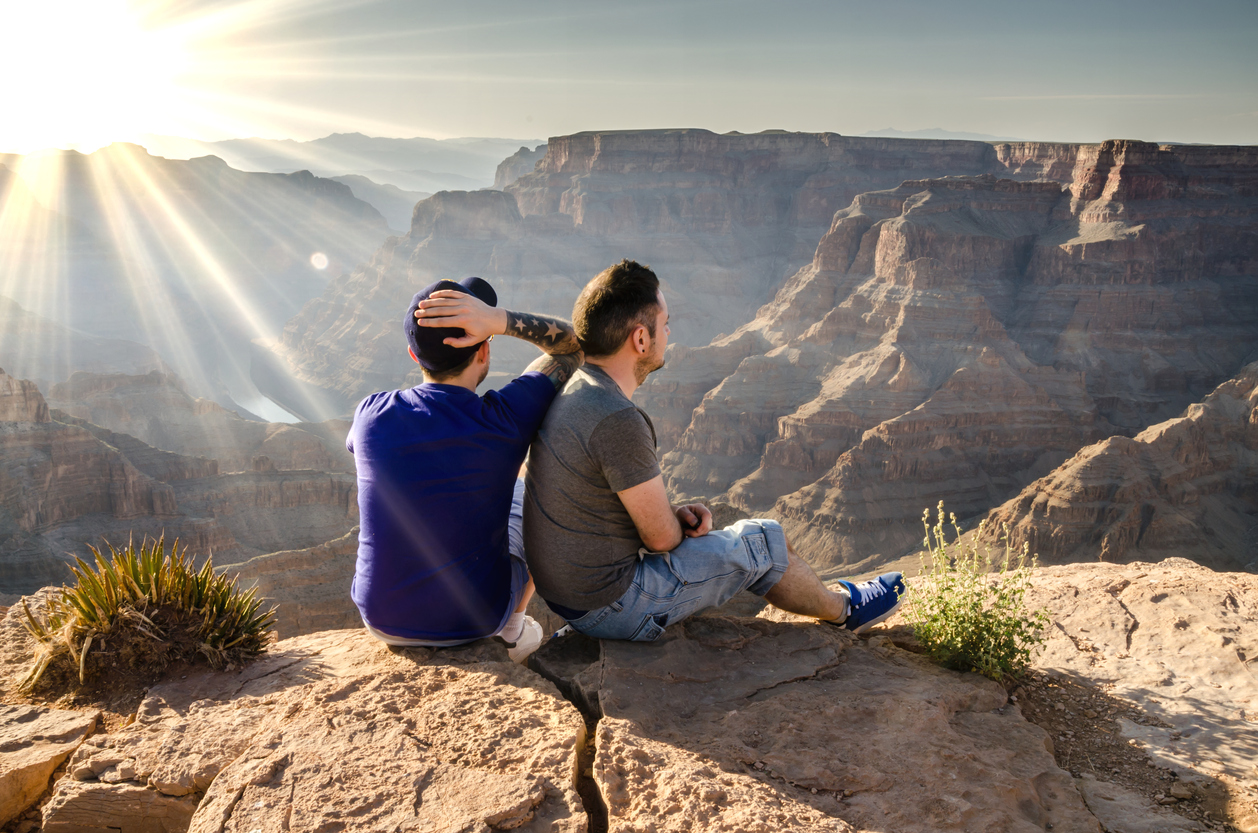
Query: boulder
0 704 98 826
38 629 586 833
535 615 1100 833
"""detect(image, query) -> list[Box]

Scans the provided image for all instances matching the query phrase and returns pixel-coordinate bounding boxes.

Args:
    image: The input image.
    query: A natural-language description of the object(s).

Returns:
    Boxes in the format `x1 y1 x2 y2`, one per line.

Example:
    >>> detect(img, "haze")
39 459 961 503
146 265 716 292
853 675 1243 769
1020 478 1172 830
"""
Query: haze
2 0 1256 154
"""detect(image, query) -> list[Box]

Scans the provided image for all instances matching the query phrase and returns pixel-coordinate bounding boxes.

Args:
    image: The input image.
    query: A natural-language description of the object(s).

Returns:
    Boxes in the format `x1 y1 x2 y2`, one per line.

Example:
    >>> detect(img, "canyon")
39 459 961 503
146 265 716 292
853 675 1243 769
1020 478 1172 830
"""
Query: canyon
257 130 1258 576
641 140 1258 574
0 368 357 598
0 143 389 413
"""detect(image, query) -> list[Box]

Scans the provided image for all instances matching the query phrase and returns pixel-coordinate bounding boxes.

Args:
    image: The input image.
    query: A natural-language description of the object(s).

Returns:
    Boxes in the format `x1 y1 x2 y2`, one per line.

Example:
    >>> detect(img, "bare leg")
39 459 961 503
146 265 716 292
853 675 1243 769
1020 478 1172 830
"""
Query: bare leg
763 542 847 621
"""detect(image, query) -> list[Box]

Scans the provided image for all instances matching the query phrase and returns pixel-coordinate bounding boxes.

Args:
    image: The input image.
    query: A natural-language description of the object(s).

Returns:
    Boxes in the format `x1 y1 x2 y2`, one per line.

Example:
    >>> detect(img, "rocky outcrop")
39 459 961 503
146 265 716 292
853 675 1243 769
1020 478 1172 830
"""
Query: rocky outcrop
4 557 1256 831
980 361 1258 572
0 369 49 423
493 144 547 189
1014 559 1258 831
217 528 360 638
0 705 98 826
258 130 1082 420
47 371 353 475
642 141 1258 574
21 630 587 833
535 617 1099 833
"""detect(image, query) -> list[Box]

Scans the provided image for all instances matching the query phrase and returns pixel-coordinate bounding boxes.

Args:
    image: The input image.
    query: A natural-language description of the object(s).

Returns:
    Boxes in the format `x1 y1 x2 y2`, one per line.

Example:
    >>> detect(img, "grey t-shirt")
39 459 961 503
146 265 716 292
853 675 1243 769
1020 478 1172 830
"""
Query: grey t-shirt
523 364 660 610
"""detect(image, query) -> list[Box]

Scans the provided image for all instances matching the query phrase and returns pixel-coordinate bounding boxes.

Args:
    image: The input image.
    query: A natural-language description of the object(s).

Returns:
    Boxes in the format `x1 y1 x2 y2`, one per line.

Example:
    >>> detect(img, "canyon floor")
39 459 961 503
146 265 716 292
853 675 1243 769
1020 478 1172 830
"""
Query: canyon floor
2 557 1255 833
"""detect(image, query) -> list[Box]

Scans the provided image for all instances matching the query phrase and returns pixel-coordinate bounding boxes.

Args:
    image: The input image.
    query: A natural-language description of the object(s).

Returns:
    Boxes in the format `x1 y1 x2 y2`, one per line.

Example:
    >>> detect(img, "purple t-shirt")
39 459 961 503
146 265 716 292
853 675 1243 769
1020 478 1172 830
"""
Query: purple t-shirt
347 372 556 641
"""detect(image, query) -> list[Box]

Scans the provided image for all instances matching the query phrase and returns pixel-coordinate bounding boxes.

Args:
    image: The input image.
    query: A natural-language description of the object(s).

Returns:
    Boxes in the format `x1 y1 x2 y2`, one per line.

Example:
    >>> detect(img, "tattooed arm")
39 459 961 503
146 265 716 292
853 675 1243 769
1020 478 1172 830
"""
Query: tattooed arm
414 289 583 387
507 310 583 389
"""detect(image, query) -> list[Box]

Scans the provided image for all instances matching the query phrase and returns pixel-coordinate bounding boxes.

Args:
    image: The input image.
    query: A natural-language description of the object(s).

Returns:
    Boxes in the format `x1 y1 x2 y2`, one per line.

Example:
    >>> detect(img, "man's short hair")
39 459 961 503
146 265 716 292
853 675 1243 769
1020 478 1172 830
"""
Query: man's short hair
573 260 660 358
424 352 476 382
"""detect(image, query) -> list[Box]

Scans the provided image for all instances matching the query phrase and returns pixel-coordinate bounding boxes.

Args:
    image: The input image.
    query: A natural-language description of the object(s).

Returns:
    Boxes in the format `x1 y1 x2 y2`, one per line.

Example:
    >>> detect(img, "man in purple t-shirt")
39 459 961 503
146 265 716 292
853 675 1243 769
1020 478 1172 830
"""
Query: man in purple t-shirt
347 276 582 662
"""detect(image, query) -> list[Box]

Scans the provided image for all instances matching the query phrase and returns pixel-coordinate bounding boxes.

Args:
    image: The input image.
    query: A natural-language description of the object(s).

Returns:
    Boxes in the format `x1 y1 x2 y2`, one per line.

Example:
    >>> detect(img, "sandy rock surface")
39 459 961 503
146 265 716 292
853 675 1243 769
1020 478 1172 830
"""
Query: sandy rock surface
1022 558 1258 830
535 615 1099 833
21 629 586 833
0 704 98 827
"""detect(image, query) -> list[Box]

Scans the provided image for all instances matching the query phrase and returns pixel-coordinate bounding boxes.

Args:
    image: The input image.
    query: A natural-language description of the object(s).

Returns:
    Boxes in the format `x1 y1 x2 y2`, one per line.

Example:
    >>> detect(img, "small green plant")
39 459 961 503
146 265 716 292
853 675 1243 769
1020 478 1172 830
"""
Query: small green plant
19 535 275 693
904 502 1049 684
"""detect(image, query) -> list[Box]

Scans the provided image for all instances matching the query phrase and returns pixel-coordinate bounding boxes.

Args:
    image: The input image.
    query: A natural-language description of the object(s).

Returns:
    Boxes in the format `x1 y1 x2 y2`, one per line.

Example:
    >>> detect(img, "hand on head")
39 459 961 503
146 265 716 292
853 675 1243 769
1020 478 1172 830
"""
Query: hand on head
415 289 506 347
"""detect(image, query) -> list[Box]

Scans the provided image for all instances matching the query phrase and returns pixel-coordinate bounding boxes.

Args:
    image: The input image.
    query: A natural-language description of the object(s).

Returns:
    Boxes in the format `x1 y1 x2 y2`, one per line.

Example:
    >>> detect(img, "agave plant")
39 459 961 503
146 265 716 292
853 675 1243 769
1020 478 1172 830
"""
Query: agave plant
20 535 276 692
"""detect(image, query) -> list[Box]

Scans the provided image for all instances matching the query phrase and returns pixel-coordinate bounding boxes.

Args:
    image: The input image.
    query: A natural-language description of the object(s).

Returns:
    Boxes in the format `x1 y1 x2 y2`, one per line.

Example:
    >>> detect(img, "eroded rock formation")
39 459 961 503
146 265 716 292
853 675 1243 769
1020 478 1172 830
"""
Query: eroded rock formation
0 369 358 594
493 144 547 190
641 141 1258 574
217 528 359 638
47 371 353 475
256 129 1062 420
980 362 1258 571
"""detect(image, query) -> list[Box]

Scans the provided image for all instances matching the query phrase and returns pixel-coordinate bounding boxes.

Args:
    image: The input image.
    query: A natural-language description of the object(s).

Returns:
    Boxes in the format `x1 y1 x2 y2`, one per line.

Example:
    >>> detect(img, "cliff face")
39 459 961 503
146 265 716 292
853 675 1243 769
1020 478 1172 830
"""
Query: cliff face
257 130 1081 420
492 144 547 190
47 371 354 475
641 140 1258 574
0 369 359 594
980 362 1258 572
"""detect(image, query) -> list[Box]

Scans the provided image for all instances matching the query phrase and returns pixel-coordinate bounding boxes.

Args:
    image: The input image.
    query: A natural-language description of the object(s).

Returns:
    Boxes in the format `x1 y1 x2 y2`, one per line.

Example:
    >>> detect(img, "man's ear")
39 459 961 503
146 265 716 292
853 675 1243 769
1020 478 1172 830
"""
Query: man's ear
630 324 649 354
476 340 491 363
408 347 420 364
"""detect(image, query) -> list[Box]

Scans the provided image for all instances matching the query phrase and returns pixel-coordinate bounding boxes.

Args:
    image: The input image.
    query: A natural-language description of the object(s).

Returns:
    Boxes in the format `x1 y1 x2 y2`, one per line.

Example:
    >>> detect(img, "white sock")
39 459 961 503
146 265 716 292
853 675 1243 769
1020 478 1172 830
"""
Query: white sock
500 612 526 643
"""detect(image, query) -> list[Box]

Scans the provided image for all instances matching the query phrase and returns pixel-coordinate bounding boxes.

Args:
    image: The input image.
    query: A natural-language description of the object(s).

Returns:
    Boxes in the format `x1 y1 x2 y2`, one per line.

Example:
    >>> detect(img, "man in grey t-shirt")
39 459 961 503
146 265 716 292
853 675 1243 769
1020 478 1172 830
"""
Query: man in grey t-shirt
524 259 907 641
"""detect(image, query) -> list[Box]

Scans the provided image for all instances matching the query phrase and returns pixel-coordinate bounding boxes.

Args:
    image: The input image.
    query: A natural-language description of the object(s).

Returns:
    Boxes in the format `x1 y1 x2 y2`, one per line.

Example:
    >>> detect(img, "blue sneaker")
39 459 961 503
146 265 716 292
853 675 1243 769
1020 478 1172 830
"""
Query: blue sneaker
835 572 906 634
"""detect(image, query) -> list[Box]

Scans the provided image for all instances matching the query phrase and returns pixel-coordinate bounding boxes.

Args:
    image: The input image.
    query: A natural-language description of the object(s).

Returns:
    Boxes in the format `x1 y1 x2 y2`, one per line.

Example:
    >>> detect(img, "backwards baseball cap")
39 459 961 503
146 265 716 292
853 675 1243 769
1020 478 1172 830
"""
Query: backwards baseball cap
404 276 498 373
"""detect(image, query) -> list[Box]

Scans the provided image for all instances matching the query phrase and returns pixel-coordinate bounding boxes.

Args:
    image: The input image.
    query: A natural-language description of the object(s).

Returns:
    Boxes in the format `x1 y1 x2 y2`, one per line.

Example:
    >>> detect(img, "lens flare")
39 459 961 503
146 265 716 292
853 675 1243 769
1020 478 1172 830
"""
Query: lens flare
310 252 329 270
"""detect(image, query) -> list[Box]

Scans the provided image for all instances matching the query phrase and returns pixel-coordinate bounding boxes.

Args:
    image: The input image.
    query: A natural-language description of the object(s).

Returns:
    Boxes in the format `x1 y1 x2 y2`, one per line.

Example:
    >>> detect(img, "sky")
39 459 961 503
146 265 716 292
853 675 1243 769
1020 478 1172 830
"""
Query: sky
2 0 1256 153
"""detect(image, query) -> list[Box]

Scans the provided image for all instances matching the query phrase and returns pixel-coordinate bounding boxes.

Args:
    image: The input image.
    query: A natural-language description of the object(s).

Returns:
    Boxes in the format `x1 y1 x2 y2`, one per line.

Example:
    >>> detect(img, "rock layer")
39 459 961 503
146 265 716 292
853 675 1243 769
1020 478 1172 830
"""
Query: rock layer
257 130 1078 420
640 141 1258 574
534 614 1101 833
1016 559 1258 822
0 369 358 594
982 362 1258 571
0 704 98 826
217 527 360 638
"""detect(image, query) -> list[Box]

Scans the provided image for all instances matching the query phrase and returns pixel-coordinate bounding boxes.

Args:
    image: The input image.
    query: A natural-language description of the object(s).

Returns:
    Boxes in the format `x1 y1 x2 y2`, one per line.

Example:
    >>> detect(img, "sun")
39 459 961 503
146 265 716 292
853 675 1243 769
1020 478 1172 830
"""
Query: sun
0 0 191 153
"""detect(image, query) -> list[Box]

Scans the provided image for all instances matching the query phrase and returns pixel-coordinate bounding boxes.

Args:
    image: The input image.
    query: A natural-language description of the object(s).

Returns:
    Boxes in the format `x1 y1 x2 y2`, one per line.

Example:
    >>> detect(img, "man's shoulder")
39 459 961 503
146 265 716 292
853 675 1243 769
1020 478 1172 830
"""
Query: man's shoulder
548 368 634 423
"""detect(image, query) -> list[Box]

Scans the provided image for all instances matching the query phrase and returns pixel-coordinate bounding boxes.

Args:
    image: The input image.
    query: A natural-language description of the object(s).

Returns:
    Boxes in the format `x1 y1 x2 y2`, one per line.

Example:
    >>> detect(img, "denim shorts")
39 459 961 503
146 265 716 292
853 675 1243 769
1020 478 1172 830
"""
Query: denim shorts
363 478 530 647
566 519 789 642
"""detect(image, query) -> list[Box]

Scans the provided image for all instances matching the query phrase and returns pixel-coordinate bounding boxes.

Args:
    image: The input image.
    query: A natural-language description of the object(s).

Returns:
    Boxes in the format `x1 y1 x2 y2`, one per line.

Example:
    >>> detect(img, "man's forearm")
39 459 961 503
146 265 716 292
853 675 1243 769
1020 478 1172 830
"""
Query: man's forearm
503 310 581 355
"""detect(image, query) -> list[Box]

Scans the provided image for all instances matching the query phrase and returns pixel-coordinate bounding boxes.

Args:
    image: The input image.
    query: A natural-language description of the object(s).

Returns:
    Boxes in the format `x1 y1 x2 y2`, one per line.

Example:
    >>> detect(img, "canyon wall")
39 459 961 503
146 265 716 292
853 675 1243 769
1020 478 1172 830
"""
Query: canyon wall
639 140 1258 575
979 362 1258 572
492 144 547 190
256 130 1066 420
0 368 358 594
47 371 354 474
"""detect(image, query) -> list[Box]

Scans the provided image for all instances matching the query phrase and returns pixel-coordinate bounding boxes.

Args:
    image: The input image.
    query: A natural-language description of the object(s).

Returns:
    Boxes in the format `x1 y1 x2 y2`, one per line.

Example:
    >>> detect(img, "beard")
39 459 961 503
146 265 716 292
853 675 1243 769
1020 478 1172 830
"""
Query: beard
633 349 665 385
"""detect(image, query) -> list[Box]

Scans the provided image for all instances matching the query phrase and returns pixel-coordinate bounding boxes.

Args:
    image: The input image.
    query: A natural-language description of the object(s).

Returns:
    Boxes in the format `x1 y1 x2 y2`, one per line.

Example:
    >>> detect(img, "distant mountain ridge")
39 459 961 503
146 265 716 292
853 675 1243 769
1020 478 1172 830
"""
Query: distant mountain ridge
140 132 545 189
860 127 1024 142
